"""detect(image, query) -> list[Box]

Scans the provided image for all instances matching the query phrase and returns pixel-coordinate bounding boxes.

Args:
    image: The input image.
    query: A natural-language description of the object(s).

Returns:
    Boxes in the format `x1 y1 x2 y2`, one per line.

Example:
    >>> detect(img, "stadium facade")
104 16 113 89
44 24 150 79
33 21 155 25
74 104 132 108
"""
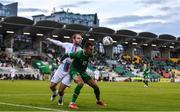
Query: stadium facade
32 11 99 27
0 2 17 17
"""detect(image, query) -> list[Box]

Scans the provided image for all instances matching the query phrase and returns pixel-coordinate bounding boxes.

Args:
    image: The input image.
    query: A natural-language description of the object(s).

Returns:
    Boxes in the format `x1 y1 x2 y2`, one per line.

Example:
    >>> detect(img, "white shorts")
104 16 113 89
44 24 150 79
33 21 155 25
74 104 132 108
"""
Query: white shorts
50 68 72 86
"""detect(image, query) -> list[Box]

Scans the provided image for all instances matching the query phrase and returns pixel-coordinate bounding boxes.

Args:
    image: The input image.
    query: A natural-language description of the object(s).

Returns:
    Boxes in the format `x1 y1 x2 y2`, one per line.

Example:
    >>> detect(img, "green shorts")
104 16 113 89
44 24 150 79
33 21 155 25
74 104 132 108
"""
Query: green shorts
70 69 92 83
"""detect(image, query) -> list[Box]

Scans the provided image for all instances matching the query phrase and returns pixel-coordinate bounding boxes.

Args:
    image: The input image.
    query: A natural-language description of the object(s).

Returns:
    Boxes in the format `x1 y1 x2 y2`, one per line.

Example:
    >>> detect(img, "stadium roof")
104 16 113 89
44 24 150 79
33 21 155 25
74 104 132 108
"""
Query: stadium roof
3 16 33 25
24 20 65 35
138 32 157 38
0 16 180 50
65 24 90 31
116 29 137 37
35 20 64 28
92 27 115 34
159 34 176 40
0 16 33 34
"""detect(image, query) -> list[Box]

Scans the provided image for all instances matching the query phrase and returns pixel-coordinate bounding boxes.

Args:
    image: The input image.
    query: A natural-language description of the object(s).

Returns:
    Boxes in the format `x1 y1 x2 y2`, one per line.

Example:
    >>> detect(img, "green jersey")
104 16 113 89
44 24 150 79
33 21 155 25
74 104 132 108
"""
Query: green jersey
61 50 92 73
143 68 149 78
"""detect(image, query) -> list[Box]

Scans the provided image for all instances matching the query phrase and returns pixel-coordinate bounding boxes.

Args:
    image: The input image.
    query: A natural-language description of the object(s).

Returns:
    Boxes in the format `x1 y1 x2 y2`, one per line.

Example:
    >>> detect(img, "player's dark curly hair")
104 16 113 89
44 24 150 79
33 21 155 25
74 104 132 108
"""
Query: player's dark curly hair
84 41 94 48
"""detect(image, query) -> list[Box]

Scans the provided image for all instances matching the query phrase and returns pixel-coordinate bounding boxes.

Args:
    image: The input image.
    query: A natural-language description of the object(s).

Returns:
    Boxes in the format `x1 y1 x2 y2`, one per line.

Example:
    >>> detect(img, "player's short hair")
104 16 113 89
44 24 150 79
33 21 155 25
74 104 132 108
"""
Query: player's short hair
84 41 94 48
72 33 82 39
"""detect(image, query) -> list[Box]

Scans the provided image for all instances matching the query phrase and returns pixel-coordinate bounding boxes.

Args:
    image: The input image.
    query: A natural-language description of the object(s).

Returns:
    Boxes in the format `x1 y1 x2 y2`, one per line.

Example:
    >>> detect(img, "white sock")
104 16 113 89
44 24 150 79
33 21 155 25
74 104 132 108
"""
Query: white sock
52 90 57 96
59 95 63 101
70 102 75 104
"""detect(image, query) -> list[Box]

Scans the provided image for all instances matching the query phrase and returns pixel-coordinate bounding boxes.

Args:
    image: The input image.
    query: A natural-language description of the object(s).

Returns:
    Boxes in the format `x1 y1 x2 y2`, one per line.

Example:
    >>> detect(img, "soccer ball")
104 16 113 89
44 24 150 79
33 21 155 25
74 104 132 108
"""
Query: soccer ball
102 36 113 45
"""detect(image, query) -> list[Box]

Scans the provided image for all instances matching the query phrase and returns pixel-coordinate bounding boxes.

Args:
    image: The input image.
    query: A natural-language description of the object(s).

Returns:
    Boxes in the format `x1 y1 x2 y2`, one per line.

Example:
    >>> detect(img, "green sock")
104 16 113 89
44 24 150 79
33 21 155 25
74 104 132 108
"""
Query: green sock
72 84 83 103
144 81 148 86
94 86 100 101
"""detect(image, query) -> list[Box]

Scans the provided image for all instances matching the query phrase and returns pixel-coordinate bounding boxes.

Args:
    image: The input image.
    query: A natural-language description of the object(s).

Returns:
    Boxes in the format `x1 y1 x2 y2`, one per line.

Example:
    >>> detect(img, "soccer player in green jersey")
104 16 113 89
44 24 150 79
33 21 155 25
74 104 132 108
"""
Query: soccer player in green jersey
143 63 150 87
60 42 106 109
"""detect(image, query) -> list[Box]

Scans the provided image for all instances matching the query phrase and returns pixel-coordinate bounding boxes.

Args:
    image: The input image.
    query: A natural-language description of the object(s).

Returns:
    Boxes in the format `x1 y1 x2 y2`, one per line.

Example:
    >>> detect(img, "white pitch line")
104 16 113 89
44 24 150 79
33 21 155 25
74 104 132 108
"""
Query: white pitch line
0 102 61 111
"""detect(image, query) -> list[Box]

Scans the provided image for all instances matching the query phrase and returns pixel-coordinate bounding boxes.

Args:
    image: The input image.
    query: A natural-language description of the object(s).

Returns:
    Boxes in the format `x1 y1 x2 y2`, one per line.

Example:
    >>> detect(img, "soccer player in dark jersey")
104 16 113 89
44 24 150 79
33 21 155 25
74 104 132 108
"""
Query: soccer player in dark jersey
60 41 106 109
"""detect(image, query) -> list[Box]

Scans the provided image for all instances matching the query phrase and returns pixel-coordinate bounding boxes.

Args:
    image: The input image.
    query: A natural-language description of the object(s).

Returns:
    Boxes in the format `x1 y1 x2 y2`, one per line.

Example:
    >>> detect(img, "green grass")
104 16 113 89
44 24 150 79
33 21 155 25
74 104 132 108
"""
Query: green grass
0 80 180 111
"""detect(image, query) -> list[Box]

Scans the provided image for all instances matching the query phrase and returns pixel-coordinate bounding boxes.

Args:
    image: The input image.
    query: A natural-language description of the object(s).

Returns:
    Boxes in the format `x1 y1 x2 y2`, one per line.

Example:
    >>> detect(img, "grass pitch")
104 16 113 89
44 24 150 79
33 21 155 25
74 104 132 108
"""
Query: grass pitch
0 80 180 111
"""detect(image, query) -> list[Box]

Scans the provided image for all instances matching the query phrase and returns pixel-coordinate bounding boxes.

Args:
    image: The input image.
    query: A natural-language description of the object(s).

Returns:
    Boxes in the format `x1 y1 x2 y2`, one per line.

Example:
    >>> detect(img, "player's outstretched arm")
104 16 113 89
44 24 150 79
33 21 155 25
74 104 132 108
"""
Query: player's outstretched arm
46 38 65 47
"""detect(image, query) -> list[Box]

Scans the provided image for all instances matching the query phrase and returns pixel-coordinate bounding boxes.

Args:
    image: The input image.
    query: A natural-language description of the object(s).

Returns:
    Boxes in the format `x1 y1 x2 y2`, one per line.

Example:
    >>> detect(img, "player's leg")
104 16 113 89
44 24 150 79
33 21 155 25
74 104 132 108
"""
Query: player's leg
11 76 14 82
50 82 58 101
57 83 66 105
50 68 62 101
146 78 149 86
57 75 72 105
69 72 84 109
143 77 148 87
84 74 106 106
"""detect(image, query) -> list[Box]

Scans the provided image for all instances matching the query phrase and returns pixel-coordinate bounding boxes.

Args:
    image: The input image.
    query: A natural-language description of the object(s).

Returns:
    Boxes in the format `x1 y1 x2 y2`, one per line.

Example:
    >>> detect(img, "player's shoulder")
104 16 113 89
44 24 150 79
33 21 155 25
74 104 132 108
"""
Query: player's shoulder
75 50 83 55
78 46 82 50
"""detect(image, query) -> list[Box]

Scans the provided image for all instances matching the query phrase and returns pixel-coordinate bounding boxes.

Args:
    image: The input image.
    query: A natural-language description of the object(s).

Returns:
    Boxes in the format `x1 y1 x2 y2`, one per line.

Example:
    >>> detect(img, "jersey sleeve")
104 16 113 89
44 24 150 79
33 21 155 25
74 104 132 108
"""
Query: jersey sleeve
48 38 70 48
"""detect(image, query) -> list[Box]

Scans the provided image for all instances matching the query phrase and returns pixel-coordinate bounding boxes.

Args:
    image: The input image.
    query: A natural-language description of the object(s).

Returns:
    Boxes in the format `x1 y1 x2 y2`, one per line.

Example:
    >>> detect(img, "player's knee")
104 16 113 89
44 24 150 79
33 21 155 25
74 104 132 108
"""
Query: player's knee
59 87 65 92
50 85 54 89
58 90 64 96
77 81 84 87
59 83 67 91
59 86 66 94
50 83 56 89
75 77 84 86
75 76 83 82
50 86 55 91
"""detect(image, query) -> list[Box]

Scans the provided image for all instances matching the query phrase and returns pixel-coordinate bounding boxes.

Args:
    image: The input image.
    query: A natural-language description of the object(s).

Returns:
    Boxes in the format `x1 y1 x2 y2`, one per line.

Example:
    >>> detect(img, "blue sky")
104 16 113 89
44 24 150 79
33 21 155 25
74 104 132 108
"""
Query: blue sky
1 0 180 37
